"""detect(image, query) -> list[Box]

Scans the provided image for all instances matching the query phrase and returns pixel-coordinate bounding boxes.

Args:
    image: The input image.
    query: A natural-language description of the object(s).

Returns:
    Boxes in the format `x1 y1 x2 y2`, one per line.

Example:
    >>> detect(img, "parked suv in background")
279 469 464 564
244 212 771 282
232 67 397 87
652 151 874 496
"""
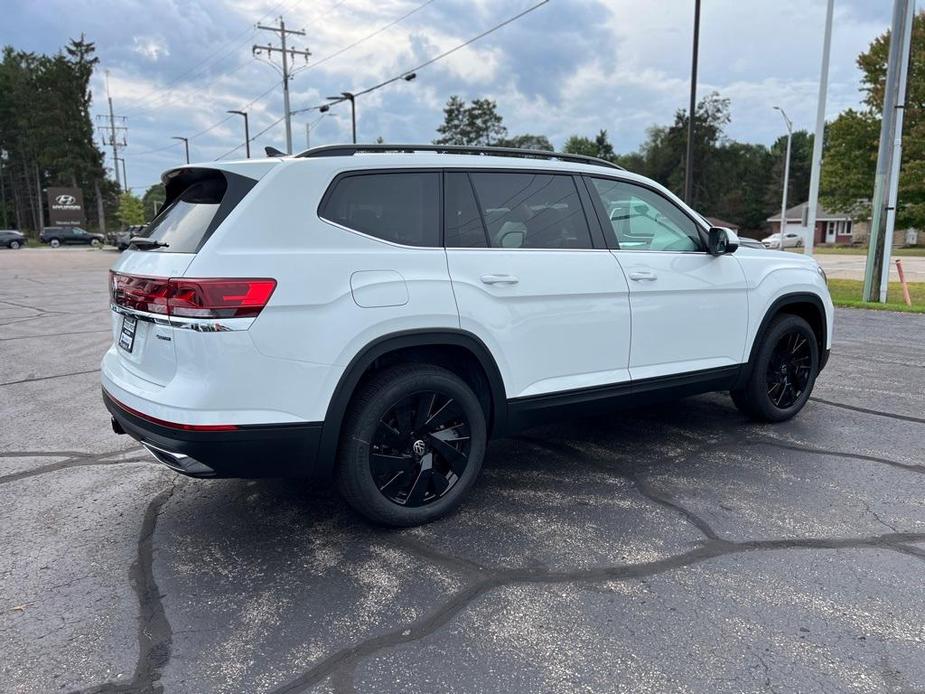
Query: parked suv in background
0 230 26 249
40 226 104 248
102 144 833 527
108 224 147 251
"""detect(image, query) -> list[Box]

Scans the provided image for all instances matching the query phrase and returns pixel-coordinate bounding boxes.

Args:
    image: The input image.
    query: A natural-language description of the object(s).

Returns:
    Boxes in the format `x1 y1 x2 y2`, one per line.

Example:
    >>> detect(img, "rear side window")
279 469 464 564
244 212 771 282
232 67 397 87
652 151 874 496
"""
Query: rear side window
142 176 227 253
444 172 487 248
467 172 593 249
320 172 440 247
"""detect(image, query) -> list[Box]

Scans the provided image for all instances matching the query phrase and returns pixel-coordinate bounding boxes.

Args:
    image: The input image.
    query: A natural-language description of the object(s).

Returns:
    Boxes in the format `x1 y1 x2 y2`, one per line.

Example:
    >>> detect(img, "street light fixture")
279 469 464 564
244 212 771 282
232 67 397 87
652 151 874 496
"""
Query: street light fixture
326 92 357 144
773 106 794 243
172 136 190 164
227 110 250 158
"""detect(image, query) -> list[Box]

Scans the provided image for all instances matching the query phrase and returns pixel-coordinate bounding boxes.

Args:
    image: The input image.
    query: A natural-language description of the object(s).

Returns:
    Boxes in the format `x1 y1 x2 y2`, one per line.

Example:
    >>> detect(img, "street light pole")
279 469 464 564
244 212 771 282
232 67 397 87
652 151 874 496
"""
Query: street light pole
343 93 356 144
774 106 794 243
172 136 190 164
804 0 834 256
683 0 702 204
227 110 250 158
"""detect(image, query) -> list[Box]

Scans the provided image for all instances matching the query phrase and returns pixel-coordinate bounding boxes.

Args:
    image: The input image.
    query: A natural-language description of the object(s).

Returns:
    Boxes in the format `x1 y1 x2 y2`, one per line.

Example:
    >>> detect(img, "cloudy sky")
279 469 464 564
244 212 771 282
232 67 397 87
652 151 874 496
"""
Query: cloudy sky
3 0 892 193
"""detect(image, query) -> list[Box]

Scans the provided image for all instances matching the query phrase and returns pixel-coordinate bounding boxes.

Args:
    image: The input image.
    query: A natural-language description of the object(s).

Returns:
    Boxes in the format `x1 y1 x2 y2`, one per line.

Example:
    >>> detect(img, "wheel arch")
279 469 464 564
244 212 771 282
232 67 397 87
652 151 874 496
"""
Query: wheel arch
316 329 508 479
739 292 828 387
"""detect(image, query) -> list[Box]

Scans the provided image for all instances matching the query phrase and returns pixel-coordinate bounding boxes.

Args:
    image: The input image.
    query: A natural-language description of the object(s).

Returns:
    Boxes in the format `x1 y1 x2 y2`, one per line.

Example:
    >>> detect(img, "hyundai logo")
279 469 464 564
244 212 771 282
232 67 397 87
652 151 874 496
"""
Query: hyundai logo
55 194 76 205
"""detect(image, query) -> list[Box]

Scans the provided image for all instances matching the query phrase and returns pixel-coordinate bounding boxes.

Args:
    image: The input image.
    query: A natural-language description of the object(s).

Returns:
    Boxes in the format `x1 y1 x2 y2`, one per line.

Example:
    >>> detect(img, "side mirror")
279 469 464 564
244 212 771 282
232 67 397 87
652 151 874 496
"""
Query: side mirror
708 227 739 256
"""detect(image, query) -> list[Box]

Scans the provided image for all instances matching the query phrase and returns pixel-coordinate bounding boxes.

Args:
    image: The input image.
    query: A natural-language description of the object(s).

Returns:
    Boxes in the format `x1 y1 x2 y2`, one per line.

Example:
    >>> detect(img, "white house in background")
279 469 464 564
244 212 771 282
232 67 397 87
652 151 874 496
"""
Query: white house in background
766 202 861 246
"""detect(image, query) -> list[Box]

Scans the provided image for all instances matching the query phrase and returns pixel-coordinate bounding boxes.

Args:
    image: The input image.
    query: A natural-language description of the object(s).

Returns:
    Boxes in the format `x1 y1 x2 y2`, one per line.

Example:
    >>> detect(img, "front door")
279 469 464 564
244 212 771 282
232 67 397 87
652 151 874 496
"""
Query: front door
585 176 749 381
444 170 631 399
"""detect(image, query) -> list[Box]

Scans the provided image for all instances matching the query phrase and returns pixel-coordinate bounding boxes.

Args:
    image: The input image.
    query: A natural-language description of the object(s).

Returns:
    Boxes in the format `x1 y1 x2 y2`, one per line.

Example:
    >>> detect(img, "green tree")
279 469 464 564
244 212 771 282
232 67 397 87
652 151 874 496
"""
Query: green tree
434 96 507 146
117 192 145 226
821 11 925 228
563 129 616 161
496 134 553 151
142 183 166 220
766 130 814 214
0 36 110 234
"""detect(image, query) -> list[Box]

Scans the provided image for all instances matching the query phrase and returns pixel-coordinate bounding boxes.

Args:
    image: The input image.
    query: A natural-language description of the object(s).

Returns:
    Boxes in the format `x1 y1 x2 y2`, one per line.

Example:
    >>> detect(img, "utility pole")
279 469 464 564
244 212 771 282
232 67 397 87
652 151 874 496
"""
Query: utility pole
684 0 701 204
804 0 834 256
97 71 127 190
863 0 915 302
774 106 794 241
254 17 310 155
117 157 128 191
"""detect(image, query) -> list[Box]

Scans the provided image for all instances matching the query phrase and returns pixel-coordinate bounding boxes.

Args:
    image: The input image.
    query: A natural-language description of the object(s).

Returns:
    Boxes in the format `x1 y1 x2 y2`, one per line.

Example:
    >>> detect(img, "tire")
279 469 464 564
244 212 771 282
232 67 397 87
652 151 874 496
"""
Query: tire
91 238 101 248
9 240 20 249
336 364 487 527
49 238 60 248
731 314 819 422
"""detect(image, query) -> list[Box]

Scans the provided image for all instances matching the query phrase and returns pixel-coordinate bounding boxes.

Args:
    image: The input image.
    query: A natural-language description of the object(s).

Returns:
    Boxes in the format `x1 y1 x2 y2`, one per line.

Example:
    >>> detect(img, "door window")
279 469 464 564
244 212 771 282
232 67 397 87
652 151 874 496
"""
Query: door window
589 178 702 252
321 172 440 247
466 172 593 249
444 172 488 248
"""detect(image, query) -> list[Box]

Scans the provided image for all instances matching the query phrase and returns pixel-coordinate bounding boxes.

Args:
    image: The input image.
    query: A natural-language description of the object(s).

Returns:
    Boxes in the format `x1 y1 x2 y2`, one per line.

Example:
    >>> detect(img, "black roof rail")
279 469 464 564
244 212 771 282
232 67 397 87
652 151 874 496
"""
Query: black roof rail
294 143 624 171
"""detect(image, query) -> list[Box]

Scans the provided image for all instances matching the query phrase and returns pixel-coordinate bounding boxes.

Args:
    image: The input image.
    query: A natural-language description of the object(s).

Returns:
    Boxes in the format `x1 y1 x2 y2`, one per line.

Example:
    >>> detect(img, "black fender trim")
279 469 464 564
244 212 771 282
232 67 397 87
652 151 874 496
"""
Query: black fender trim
737 292 829 388
316 329 508 479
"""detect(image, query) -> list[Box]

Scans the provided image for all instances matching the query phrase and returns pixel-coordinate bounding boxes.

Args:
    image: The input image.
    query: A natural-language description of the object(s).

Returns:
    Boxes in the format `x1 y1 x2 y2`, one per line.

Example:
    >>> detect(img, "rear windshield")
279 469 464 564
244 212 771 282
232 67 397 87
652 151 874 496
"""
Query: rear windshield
140 177 227 253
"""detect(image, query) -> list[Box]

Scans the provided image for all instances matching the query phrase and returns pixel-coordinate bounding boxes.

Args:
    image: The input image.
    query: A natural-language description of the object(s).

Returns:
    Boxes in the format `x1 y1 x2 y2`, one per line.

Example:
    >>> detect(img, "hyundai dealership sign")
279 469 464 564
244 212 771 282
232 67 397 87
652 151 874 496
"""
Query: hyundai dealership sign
47 187 85 225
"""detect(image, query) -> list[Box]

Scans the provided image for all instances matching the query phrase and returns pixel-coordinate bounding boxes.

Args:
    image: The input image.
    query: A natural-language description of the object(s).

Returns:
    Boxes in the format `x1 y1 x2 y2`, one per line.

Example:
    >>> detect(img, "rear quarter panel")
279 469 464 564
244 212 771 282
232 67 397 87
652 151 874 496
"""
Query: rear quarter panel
182 160 459 422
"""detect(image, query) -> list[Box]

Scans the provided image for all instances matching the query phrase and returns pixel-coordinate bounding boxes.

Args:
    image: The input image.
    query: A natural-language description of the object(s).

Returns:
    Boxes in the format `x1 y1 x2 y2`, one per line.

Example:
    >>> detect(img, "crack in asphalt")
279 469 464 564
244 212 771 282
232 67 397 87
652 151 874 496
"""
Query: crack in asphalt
76 477 180 694
0 446 146 485
749 437 925 475
268 430 925 692
810 397 925 425
268 530 925 694
0 367 102 387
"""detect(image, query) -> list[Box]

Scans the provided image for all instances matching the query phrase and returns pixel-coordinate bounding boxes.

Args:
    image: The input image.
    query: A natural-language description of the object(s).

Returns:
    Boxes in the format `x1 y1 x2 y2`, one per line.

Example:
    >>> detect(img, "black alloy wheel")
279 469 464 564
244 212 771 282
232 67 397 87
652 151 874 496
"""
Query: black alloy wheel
370 391 471 507
765 329 812 409
730 313 819 422
337 364 487 526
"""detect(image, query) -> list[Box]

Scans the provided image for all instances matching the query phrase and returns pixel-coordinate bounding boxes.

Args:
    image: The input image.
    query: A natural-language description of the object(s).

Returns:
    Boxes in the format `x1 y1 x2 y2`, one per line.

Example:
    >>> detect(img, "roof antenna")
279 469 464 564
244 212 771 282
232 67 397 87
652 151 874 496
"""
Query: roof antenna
265 146 286 157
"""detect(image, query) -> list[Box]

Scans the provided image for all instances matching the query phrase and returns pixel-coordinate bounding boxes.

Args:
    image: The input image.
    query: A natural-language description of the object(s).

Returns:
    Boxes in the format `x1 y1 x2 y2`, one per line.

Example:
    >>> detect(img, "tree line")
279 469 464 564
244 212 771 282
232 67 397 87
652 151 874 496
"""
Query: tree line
433 13 924 234
0 37 123 235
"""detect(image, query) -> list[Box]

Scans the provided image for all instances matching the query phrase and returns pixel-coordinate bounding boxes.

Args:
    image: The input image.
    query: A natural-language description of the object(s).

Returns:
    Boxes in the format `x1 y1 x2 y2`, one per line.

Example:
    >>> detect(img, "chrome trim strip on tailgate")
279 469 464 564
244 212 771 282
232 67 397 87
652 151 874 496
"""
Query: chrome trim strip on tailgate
111 304 255 332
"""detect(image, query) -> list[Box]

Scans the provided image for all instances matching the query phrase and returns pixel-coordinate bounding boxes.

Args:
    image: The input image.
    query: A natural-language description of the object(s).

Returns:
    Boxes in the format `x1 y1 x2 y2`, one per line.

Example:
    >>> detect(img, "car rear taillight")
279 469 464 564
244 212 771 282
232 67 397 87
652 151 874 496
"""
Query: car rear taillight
110 272 276 319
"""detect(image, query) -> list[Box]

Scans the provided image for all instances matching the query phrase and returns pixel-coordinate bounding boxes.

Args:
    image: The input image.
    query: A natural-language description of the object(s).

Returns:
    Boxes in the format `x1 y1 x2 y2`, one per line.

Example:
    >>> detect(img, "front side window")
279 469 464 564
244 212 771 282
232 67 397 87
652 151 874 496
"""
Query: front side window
321 172 440 247
589 178 702 252
466 172 593 249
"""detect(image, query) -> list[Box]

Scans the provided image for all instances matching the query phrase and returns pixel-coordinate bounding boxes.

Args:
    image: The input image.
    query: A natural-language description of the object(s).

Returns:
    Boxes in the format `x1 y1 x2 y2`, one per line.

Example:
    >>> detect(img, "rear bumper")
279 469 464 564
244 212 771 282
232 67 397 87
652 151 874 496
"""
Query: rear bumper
103 389 322 478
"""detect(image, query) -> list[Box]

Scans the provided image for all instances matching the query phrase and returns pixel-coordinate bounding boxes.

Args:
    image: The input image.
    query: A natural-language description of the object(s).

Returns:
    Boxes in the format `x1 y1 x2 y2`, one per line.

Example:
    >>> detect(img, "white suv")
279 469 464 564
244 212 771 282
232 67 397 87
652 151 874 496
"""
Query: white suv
102 144 833 526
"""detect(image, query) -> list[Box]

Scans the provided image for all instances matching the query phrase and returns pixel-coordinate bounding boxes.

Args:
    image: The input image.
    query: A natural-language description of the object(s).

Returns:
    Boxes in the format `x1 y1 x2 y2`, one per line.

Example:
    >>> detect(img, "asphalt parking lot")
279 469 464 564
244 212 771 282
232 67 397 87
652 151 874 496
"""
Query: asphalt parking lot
1 247 924 694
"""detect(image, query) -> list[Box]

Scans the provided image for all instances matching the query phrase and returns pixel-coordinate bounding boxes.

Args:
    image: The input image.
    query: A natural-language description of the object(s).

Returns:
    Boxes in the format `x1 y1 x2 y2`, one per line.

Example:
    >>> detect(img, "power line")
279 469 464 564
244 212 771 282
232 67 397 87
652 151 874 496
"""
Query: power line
291 0 550 116
308 0 436 71
214 115 286 160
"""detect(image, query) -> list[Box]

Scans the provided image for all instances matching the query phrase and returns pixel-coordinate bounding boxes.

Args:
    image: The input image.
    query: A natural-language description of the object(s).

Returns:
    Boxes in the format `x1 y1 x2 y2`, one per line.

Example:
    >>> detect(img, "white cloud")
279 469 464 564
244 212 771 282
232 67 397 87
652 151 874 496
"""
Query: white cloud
132 36 169 61
11 0 892 189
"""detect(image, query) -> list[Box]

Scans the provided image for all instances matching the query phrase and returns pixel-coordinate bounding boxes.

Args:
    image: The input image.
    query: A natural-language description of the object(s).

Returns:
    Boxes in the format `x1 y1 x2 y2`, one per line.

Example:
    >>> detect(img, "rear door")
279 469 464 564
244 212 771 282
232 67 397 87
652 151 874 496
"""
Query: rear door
585 176 748 380
444 170 631 398
109 169 253 386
